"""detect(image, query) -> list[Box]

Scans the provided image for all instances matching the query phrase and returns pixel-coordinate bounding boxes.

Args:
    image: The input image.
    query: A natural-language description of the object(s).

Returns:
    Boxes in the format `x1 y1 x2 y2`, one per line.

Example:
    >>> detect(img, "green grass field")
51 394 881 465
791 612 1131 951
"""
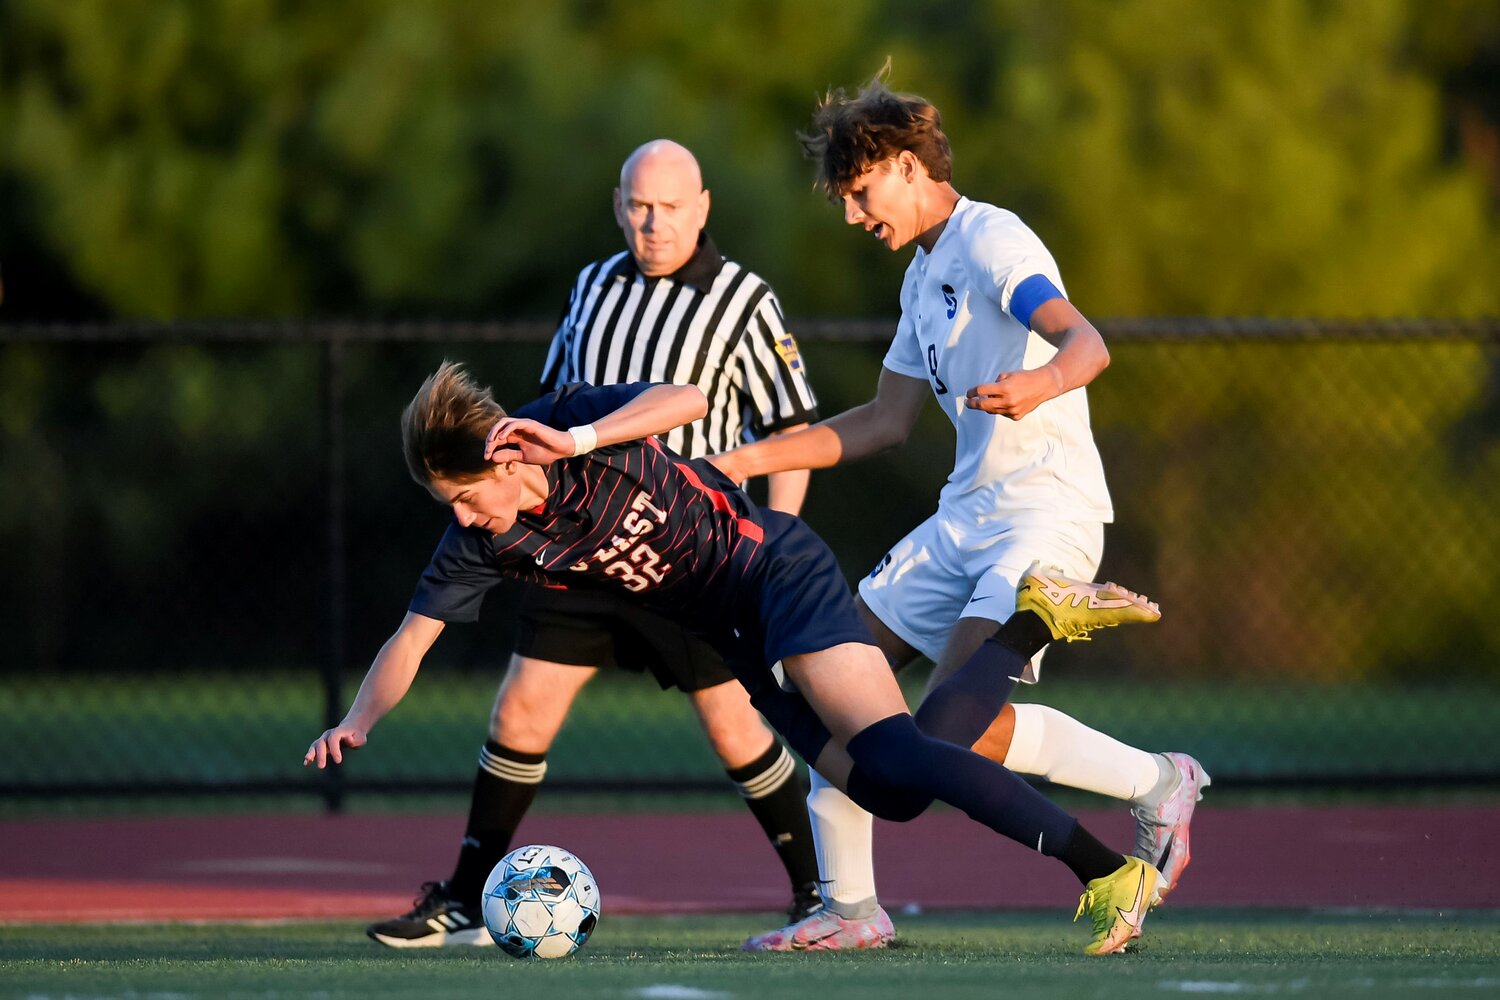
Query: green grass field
3 910 1498 999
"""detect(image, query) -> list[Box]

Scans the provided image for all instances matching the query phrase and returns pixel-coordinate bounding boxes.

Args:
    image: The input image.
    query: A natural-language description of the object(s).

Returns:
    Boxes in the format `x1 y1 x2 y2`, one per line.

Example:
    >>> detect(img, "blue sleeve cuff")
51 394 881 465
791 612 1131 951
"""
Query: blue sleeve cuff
544 381 656 427
1009 274 1064 329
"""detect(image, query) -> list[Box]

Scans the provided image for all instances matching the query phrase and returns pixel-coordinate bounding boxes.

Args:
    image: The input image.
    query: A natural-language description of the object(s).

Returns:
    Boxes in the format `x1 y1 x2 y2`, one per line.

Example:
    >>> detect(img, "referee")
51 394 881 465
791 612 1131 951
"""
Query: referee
368 140 824 948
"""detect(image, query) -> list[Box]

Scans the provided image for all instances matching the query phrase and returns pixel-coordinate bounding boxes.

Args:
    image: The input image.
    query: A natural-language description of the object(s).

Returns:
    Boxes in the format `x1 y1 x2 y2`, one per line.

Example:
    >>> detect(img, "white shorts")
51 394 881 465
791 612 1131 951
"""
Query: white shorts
856 510 1104 682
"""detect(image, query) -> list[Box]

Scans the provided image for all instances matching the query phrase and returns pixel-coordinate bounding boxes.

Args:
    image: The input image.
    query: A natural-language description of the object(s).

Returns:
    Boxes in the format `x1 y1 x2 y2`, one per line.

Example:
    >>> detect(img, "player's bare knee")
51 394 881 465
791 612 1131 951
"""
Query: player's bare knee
700 709 774 768
489 657 592 751
490 688 570 753
490 704 557 753
690 683 771 767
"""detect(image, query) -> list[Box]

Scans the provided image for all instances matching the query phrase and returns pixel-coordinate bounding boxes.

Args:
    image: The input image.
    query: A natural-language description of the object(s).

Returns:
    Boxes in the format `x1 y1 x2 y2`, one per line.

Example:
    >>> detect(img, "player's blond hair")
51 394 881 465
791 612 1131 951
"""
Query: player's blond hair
800 61 953 200
401 361 507 486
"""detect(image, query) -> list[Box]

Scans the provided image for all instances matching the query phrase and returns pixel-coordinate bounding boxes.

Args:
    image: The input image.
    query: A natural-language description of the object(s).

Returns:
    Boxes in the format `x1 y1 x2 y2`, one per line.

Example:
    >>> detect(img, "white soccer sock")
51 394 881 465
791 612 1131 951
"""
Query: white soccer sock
1137 752 1180 808
1003 703 1162 802
807 768 879 919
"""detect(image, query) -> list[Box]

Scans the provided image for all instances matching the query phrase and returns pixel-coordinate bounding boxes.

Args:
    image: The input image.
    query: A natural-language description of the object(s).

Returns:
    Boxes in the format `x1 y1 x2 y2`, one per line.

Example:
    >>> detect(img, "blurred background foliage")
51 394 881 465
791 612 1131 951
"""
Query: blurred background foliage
2 0 1498 321
2 1 1498 792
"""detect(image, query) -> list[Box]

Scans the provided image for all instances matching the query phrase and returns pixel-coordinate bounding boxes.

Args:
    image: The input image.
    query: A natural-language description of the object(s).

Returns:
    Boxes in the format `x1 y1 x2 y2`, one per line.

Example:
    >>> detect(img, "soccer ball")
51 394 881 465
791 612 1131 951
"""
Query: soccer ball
481 844 600 959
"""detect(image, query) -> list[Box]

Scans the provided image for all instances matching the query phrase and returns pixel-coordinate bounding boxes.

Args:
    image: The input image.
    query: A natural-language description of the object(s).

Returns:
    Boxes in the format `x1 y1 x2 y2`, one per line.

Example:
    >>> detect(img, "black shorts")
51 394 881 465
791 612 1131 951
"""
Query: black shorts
514 586 735 693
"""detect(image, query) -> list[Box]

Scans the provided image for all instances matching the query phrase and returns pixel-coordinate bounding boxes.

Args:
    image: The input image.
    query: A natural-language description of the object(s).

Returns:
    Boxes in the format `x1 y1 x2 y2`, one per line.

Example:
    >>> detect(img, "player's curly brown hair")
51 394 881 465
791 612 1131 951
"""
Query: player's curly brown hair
800 62 953 200
401 361 506 486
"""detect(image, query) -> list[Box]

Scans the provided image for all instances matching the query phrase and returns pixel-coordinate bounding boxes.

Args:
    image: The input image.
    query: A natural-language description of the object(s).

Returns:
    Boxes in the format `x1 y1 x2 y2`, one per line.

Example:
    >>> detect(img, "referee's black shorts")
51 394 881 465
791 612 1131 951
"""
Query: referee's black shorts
514 586 735 693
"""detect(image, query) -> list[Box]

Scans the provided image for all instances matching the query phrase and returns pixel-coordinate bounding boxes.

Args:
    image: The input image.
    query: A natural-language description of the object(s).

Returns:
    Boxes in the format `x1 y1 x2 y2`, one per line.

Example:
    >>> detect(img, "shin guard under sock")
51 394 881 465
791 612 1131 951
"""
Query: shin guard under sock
447 741 546 902
912 611 1051 747
846 714 1077 857
727 741 820 891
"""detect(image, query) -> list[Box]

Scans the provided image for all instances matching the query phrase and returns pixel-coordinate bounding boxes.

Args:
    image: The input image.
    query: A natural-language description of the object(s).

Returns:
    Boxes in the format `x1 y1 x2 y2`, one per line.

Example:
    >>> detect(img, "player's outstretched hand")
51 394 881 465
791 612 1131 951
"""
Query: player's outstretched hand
484 417 574 466
965 367 1055 421
304 726 367 768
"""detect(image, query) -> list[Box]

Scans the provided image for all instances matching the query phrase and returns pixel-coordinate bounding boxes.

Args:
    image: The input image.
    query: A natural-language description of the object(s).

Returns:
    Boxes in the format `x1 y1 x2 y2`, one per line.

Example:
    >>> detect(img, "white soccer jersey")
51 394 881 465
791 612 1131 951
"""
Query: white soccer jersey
882 197 1113 524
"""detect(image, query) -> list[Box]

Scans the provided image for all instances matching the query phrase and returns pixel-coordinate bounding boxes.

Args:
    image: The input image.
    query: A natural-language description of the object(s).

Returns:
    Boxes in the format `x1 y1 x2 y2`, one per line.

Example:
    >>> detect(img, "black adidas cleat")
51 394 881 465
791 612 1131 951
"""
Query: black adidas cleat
367 880 492 948
787 881 823 923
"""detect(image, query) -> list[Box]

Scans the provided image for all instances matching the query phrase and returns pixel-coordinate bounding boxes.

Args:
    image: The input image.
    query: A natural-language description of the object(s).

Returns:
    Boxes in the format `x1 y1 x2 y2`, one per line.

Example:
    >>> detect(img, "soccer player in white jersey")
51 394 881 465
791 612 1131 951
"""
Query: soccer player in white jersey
713 69 1209 951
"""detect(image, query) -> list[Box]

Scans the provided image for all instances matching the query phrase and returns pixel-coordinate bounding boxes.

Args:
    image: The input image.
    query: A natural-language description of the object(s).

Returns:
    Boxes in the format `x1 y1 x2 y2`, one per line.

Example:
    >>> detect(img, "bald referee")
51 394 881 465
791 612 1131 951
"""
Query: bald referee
368 140 823 948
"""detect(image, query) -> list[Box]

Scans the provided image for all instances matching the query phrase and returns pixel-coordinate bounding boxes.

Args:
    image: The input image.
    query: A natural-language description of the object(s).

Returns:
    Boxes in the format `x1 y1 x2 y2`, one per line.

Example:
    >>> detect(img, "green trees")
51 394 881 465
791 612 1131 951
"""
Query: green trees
976 0 1500 316
2 0 1495 319
2 2 1496 793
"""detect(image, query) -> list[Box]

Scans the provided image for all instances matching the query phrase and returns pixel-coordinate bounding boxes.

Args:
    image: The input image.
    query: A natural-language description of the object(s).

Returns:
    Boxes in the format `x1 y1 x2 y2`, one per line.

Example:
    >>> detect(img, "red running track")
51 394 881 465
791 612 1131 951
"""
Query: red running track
2 804 1495 923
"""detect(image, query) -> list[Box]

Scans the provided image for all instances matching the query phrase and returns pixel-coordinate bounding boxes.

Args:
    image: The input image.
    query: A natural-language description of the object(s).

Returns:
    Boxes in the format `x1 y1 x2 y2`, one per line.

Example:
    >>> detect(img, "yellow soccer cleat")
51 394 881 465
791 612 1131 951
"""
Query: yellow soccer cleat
1016 561 1162 642
1074 856 1162 955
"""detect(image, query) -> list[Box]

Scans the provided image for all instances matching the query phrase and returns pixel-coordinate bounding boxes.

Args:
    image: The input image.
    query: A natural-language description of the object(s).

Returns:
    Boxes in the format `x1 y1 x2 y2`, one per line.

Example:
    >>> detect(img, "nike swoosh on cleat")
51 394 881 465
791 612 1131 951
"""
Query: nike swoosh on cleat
1116 870 1148 932
1155 832 1175 868
800 927 840 949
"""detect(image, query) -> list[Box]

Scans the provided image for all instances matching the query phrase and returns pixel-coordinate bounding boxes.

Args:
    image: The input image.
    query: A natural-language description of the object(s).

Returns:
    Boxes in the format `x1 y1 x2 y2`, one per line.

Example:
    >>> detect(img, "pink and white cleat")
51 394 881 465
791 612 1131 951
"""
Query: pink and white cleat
1132 752 1211 902
741 905 896 952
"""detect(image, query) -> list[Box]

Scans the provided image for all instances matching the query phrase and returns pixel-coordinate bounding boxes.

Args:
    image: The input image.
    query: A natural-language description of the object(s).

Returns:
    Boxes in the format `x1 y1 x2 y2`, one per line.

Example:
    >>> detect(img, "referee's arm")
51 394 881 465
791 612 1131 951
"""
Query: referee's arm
764 425 811 514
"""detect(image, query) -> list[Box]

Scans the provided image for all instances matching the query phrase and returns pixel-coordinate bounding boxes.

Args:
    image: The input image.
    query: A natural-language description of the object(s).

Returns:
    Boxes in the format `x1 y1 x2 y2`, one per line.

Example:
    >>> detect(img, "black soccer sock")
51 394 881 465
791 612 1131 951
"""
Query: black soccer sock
913 637 1025 747
994 609 1055 660
911 610 1051 748
1057 822 1129 886
447 740 547 903
727 741 821 892
845 713 1077 856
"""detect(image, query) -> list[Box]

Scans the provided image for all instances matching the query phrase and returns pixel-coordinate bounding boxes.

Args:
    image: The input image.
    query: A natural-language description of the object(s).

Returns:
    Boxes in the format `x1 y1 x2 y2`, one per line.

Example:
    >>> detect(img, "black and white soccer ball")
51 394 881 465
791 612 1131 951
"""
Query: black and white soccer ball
481 844 600 959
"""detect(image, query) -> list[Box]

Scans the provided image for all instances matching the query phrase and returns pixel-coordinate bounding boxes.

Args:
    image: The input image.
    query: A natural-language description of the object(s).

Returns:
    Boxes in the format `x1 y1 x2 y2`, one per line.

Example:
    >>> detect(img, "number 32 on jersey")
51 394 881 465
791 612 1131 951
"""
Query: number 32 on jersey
592 492 672 592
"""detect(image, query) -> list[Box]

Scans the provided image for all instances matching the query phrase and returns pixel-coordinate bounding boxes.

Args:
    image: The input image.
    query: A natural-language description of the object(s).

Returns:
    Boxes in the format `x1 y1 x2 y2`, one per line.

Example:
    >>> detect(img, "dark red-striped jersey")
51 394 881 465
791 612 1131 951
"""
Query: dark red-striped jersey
409 382 766 625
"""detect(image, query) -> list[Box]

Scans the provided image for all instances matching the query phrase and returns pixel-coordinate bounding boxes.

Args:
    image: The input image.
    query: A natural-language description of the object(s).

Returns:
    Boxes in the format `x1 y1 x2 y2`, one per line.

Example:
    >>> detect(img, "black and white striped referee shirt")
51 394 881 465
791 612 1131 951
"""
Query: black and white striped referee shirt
538 233 818 460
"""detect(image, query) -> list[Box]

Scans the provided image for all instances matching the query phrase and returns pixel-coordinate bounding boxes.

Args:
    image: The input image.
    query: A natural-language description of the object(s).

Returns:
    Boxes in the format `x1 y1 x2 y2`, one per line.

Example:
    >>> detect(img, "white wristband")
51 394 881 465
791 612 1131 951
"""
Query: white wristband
567 424 598 457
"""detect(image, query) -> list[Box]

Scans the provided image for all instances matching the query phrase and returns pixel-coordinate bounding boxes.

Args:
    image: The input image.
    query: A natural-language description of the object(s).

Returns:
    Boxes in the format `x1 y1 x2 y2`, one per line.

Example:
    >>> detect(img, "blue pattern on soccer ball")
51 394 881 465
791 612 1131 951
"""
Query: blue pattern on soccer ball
481 844 601 959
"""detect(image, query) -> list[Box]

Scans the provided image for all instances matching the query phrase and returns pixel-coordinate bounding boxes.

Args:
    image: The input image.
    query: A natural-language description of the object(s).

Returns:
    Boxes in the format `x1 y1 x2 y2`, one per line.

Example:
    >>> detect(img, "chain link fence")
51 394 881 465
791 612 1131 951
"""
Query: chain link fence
2 319 1497 809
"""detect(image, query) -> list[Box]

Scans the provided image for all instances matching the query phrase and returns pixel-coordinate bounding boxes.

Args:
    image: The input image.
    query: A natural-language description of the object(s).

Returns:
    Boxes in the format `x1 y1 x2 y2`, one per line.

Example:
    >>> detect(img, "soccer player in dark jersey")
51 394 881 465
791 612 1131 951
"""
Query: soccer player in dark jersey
364 139 822 950
305 362 1165 955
